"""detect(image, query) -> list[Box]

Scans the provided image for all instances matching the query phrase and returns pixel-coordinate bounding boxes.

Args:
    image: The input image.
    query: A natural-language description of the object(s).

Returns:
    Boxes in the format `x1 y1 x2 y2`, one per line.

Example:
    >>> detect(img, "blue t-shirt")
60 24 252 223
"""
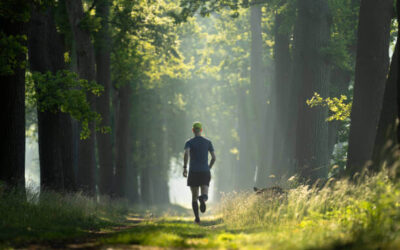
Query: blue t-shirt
184 136 214 172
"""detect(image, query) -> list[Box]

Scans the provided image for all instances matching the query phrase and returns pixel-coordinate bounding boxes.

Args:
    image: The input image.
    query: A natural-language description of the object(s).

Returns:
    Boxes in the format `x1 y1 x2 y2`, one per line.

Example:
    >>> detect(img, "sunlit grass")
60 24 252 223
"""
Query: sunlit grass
219 169 400 249
102 169 400 249
2 169 400 249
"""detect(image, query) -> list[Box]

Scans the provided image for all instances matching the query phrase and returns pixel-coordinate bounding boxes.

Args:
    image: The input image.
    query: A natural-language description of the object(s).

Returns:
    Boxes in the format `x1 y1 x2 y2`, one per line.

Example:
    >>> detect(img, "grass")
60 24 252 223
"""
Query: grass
0 189 130 248
103 169 400 249
2 169 400 249
218 169 400 249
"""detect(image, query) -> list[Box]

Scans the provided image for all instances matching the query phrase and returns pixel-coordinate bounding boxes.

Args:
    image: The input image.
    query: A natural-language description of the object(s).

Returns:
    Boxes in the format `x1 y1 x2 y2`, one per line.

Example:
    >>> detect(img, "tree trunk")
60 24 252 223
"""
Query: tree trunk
250 3 269 187
0 2 27 190
140 139 154 205
65 0 97 195
270 9 292 182
28 7 76 192
397 0 400 152
115 84 132 197
293 0 331 181
372 41 399 171
95 0 114 196
346 0 393 175
236 87 257 189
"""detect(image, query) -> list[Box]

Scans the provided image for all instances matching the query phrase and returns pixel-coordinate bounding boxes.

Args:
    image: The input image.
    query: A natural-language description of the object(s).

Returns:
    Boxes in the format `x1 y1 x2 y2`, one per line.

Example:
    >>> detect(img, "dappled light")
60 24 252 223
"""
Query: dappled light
1 0 400 249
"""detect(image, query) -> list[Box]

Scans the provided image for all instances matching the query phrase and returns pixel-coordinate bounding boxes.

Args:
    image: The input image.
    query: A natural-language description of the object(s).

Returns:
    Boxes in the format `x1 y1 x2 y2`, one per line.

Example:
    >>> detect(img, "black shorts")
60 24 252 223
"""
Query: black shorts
187 171 211 187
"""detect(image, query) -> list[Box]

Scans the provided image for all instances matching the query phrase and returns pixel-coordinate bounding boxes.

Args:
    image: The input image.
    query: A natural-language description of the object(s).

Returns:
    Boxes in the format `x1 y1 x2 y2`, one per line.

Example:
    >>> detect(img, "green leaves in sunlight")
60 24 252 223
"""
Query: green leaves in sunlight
307 92 352 121
0 33 27 75
26 70 108 139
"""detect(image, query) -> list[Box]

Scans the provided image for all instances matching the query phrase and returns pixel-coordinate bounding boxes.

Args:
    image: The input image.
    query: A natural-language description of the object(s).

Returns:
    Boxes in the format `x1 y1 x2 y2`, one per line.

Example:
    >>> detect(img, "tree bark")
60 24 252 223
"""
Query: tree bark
270 9 292 181
372 41 399 171
250 3 269 187
236 87 257 189
293 0 331 181
346 0 393 175
114 84 132 197
28 6 76 192
95 0 114 196
0 2 27 190
65 0 97 195
397 0 400 151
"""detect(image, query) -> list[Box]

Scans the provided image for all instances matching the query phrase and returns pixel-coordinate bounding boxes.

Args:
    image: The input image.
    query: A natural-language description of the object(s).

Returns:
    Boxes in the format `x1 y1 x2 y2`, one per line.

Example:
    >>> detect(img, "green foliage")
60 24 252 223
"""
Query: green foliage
79 9 102 33
26 70 107 139
326 0 359 71
0 0 32 76
307 92 352 121
0 0 31 23
0 33 27 75
0 190 129 248
177 0 249 22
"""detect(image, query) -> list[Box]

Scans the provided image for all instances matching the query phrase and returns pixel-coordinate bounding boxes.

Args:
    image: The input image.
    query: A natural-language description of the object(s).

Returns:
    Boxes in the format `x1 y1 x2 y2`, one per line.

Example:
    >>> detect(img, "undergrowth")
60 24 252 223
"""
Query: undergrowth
219 169 400 249
0 189 129 248
3 169 400 249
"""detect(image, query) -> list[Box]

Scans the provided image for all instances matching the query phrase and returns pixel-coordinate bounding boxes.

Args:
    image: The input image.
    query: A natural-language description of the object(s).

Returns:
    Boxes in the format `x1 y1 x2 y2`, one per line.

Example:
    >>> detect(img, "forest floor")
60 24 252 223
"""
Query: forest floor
4 171 400 249
22 213 280 250
22 210 245 250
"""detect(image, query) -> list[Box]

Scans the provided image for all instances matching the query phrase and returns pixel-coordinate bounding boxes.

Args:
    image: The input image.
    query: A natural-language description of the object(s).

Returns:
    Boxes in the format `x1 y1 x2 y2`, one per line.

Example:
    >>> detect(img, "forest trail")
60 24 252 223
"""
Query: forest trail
25 215 227 249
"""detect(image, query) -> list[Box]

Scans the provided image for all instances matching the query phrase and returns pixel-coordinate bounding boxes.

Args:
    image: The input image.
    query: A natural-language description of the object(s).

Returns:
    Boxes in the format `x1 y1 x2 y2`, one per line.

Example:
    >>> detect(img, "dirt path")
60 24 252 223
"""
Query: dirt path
26 216 148 250
24 216 222 249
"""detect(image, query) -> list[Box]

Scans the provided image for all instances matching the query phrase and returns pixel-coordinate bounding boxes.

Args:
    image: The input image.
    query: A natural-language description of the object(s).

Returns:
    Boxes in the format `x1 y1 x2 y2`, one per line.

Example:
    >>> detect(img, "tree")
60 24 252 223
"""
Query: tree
293 0 331 181
28 4 76 192
372 39 399 171
65 0 97 194
346 0 393 176
0 0 29 190
114 83 131 197
372 0 400 171
250 3 269 187
94 0 114 196
270 0 294 182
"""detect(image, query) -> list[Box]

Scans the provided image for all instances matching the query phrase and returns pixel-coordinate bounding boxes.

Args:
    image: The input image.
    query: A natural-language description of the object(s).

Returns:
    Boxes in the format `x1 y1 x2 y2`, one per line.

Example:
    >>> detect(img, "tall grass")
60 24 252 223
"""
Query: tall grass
219 170 400 249
0 187 130 247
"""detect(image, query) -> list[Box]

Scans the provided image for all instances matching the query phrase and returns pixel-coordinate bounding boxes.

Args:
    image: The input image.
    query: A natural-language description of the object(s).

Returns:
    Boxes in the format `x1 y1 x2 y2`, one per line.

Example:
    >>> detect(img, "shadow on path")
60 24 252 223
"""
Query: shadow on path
25 215 224 249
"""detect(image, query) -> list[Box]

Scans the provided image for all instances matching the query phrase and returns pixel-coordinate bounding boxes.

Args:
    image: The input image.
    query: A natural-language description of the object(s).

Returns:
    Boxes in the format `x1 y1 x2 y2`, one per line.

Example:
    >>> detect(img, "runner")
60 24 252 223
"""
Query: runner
183 122 216 224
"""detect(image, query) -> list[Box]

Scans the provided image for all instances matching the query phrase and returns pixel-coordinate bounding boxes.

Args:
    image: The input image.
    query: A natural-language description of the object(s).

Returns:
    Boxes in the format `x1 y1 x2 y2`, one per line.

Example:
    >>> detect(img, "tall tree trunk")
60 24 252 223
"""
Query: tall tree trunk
140 139 154 205
59 113 76 192
397 0 400 152
95 0 114 196
250 3 268 186
236 87 257 189
155 106 170 204
346 0 393 175
115 84 132 197
270 9 292 182
293 0 331 181
45 8 75 191
0 1 27 190
65 0 97 195
28 7 76 192
372 41 399 171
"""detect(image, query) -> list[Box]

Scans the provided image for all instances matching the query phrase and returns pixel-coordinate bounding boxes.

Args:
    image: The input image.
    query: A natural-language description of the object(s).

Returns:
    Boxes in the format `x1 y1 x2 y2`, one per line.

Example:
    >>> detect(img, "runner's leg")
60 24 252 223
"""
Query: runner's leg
199 185 208 213
200 185 209 201
190 186 200 222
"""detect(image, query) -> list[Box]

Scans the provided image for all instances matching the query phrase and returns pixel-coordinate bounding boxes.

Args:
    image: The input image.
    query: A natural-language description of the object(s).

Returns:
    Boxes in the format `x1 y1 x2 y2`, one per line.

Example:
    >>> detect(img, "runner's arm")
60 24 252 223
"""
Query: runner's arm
209 151 216 169
183 148 189 168
183 148 189 177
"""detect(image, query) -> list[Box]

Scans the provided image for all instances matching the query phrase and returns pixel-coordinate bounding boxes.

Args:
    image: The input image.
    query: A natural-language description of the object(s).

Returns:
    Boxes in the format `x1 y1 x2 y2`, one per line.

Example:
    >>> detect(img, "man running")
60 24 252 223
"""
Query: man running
183 122 216 224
